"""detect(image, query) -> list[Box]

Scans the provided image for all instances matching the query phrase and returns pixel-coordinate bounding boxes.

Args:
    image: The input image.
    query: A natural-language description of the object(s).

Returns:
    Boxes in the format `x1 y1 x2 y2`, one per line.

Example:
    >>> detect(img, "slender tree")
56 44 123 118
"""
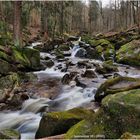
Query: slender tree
13 1 22 46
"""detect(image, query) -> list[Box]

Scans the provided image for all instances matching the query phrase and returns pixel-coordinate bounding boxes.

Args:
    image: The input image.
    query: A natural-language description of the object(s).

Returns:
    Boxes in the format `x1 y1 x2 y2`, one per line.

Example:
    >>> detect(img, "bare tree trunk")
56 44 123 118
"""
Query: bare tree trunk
60 1 64 35
41 2 48 36
13 1 22 46
0 1 3 21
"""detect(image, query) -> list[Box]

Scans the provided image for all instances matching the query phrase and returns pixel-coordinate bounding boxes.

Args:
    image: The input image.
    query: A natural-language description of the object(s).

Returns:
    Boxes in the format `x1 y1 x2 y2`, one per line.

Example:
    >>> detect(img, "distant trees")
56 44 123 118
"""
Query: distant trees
1 0 140 43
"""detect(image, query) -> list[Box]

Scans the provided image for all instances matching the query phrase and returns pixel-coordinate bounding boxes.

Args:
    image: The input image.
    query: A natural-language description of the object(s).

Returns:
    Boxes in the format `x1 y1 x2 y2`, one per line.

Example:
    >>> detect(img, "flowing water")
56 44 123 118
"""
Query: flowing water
0 42 140 139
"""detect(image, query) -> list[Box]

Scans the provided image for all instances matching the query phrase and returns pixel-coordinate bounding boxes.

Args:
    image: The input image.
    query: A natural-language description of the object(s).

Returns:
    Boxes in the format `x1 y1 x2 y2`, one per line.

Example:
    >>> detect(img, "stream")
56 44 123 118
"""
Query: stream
0 41 140 139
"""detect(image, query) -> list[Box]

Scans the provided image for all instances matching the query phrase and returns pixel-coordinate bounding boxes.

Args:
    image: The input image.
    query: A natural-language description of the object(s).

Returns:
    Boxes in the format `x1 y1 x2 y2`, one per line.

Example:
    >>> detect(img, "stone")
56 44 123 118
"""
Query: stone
82 69 97 78
35 108 94 139
75 48 87 58
116 40 140 66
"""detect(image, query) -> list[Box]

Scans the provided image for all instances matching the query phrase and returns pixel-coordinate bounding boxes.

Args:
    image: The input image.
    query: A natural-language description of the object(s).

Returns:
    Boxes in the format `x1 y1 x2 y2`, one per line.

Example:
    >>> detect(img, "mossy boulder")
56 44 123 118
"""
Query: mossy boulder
81 34 92 43
35 108 94 139
95 60 118 74
54 49 64 59
0 129 20 139
66 89 140 139
95 39 115 60
0 59 15 75
95 76 140 102
65 110 105 139
22 48 40 69
0 73 20 90
12 47 40 70
101 89 140 138
116 40 140 66
58 44 70 51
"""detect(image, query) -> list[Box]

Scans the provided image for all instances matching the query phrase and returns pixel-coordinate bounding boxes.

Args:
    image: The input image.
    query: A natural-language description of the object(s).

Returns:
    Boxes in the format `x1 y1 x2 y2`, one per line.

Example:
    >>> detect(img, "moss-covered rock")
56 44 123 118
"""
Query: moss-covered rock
0 129 20 139
0 73 20 90
58 44 70 51
35 108 94 139
116 40 140 66
0 59 15 75
95 76 140 102
95 60 118 74
65 109 105 139
101 89 140 138
22 47 40 69
54 49 64 59
66 89 140 139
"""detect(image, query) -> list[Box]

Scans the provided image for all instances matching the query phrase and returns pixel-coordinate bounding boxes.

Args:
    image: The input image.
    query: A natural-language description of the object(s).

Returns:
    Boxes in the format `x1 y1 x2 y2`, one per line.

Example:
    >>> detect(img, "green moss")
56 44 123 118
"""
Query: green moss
0 59 13 74
0 51 12 62
101 89 140 138
22 48 40 69
54 49 64 59
0 129 20 139
12 48 30 67
58 44 70 51
116 40 140 66
0 73 20 90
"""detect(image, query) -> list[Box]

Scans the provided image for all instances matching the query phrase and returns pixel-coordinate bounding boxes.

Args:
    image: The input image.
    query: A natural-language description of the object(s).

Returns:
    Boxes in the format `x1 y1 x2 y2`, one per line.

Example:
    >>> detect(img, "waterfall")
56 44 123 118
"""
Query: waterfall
71 45 80 57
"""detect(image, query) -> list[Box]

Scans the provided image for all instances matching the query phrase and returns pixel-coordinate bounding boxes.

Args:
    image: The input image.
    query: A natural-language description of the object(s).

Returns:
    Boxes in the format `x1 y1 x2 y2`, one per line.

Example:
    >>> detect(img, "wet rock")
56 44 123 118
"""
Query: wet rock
116 40 140 66
58 44 70 51
44 59 54 68
77 60 93 69
75 76 87 88
0 129 20 139
54 49 64 59
0 73 20 90
0 59 15 75
95 76 140 102
86 47 100 59
35 108 94 139
61 72 78 85
75 48 87 58
95 61 118 74
82 69 97 78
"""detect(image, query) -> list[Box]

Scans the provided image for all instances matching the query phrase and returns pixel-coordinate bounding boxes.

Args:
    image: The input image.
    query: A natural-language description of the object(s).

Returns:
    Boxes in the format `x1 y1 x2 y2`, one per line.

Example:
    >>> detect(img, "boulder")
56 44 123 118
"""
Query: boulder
0 129 20 139
95 60 118 74
44 59 54 68
35 108 94 139
0 59 15 74
75 48 87 58
66 89 140 139
61 72 77 85
82 69 97 78
116 40 140 66
22 47 40 70
58 44 70 51
0 73 20 90
95 76 140 102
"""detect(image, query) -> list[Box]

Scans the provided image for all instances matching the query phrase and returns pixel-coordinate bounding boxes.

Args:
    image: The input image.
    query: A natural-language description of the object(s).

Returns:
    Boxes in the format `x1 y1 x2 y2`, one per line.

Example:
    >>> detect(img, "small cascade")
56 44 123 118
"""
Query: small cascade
71 45 80 57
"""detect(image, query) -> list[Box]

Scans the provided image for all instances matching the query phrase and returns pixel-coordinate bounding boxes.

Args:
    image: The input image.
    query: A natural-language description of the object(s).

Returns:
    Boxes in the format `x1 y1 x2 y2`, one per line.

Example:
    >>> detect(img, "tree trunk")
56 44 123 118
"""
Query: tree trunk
41 2 48 40
13 1 22 46
60 1 64 35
